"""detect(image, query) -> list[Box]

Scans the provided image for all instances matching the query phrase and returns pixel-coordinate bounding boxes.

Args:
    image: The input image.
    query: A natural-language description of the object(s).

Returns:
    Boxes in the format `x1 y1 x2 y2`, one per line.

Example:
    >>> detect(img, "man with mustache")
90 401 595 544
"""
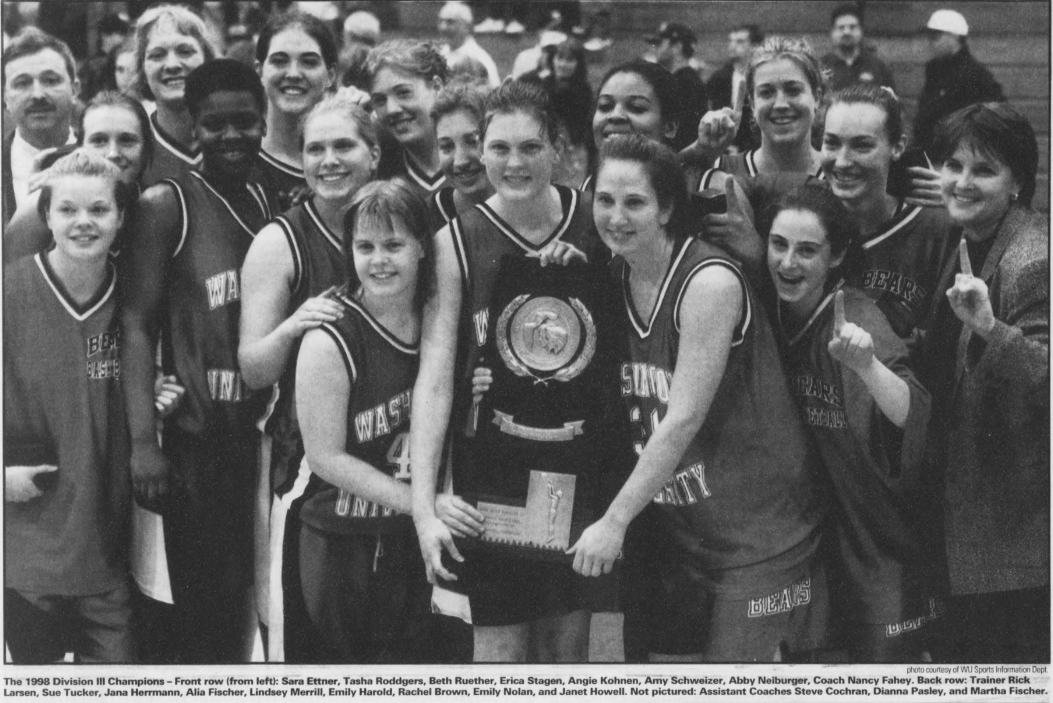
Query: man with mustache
120 59 272 663
2 27 79 227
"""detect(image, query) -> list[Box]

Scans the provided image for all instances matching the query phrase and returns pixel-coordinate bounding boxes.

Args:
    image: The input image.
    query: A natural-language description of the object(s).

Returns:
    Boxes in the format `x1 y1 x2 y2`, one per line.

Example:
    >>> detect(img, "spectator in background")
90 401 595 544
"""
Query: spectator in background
821 3 896 93
339 11 381 90
912 9 1004 152
438 2 500 88
2 27 80 227
225 24 257 69
511 29 567 79
79 12 131 101
706 23 763 152
646 22 707 152
522 37 595 186
343 10 380 50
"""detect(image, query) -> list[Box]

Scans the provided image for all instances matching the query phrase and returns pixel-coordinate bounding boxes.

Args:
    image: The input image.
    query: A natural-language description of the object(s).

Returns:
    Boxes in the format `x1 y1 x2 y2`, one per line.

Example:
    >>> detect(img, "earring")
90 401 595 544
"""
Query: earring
1011 192 1019 202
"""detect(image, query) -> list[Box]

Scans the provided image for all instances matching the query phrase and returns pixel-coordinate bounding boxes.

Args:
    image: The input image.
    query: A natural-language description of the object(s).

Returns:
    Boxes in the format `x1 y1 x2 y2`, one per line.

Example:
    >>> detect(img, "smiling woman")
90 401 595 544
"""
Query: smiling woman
366 40 450 198
238 94 381 662
5 151 135 663
4 90 153 264
119 59 272 664
251 11 338 211
133 5 217 186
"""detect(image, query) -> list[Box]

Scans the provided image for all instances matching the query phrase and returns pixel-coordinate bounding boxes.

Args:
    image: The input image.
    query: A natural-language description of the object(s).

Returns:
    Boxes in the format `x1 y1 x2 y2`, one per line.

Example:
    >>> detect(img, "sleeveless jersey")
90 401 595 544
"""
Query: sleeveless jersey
429 186 458 233
779 284 939 624
265 199 348 493
853 202 957 339
377 139 446 200
296 290 418 536
447 185 599 431
250 149 307 214
140 112 201 188
699 149 825 192
615 237 823 575
4 254 129 595
157 170 273 437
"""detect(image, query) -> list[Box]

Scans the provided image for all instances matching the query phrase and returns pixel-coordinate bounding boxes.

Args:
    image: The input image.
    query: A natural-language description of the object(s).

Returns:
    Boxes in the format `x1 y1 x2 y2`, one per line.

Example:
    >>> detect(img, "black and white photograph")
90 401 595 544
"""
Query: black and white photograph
0 1 1048 698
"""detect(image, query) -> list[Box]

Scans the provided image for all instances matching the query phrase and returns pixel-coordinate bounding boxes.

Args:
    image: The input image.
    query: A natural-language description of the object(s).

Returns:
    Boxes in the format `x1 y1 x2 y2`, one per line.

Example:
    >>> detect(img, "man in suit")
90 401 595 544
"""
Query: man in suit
2 27 80 227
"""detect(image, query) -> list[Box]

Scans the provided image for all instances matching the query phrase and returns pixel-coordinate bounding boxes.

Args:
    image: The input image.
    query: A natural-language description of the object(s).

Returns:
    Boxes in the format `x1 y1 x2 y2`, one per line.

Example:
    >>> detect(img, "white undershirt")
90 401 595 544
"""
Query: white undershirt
10 128 77 209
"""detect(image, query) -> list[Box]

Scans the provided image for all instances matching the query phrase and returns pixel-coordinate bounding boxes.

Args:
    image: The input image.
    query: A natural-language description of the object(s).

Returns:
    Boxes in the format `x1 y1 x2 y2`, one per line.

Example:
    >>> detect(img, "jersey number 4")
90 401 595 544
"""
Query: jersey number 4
386 431 412 481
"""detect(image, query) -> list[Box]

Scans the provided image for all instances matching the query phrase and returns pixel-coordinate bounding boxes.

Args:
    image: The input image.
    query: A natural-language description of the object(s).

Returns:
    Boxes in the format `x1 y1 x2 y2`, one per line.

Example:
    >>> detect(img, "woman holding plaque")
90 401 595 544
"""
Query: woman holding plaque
294 179 444 662
924 103 1048 663
571 134 827 662
410 81 624 662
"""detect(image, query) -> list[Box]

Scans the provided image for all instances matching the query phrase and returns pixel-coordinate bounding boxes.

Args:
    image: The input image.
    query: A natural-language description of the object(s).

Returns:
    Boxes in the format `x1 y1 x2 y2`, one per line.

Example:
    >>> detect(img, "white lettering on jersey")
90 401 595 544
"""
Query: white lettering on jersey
205 269 241 310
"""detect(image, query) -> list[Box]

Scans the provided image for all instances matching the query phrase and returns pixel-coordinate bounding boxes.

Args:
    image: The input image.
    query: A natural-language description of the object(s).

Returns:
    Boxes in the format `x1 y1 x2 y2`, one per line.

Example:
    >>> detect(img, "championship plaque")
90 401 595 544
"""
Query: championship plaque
456 255 624 562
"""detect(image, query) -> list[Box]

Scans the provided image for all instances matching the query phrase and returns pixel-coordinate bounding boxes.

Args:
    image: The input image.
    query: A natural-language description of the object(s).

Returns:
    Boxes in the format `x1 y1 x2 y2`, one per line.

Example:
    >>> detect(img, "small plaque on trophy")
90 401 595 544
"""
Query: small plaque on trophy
464 471 588 561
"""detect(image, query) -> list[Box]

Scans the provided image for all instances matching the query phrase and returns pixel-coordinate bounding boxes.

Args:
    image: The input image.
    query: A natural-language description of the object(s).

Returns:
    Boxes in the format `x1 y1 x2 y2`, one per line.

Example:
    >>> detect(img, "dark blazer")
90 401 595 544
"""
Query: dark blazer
931 205 1049 596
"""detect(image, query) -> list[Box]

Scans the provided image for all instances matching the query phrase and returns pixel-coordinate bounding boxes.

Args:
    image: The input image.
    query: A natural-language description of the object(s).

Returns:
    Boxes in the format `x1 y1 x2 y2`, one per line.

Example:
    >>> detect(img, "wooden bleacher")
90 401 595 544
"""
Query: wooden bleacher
395 0 1049 208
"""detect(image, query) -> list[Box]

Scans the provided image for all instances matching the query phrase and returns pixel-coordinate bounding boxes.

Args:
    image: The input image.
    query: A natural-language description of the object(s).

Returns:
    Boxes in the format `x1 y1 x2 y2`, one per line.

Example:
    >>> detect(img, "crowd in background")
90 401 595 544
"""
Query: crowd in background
1 0 1047 667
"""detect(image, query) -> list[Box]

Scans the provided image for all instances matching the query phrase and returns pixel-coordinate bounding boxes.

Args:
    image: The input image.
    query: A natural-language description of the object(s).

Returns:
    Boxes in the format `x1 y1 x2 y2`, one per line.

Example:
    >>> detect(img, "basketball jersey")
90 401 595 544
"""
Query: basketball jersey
251 149 307 214
854 202 957 339
4 254 129 595
447 185 598 431
699 149 826 190
156 170 272 438
296 290 418 536
780 284 939 624
377 140 446 200
615 237 823 577
429 187 458 233
140 112 201 188
266 199 348 493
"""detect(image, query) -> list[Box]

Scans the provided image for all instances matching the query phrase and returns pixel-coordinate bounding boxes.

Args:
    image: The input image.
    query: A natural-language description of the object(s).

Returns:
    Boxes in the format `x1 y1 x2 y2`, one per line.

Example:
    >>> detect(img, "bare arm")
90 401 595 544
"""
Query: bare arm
828 290 910 428
569 266 744 576
297 329 412 512
409 225 465 583
238 222 343 389
119 183 182 510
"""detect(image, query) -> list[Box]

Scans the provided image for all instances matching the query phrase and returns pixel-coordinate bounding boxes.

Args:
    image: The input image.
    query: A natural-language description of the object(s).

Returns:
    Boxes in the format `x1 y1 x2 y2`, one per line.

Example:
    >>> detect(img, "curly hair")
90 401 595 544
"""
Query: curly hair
365 39 449 89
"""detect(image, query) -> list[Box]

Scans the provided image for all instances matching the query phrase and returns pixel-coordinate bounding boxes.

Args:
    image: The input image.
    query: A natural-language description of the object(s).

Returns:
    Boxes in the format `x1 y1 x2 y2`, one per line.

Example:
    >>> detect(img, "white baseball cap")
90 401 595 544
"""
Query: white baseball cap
439 2 473 25
925 9 969 37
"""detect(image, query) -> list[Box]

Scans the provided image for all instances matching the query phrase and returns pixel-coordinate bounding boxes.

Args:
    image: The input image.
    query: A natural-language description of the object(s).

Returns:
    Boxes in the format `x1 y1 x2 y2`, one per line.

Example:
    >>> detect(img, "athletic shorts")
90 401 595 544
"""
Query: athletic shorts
645 542 830 661
5 582 133 663
451 549 588 628
297 524 444 663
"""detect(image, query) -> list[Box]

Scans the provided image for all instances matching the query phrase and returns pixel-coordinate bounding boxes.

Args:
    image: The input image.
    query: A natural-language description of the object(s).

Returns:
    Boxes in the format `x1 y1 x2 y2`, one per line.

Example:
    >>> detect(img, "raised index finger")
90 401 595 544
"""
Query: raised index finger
958 238 973 277
833 289 846 335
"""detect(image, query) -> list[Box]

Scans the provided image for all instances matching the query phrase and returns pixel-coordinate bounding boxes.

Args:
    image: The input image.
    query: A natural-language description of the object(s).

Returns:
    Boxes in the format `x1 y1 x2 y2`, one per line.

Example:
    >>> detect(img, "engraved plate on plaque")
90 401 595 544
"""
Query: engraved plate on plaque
475 471 577 553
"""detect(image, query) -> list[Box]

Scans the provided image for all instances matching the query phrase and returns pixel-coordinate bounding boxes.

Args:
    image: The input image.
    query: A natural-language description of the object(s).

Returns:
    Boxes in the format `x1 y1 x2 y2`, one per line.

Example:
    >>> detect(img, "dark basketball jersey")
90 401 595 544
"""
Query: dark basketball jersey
250 149 306 214
4 254 129 595
155 171 272 438
699 149 825 191
377 140 446 200
615 237 823 580
140 112 201 188
447 185 599 432
853 202 956 339
429 187 458 233
265 199 348 494
296 290 418 536
780 284 939 625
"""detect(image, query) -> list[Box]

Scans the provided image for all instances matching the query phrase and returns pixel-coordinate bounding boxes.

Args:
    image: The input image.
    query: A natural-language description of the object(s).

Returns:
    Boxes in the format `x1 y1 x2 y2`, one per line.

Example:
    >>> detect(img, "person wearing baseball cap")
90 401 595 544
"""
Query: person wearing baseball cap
646 22 707 151
912 8 1004 150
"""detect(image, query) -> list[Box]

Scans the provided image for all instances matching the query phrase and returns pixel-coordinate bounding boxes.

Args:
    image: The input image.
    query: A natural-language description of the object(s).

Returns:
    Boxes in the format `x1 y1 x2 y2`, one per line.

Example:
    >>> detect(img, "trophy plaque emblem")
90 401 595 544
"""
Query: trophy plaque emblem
456 255 625 562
